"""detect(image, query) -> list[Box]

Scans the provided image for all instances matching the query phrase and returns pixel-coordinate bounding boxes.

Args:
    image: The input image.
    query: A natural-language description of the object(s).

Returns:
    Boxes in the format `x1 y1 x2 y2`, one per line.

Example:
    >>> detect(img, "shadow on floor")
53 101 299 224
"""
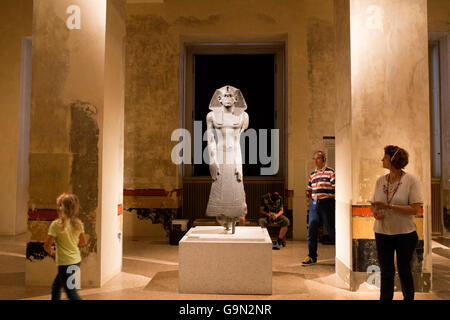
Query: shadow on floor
143 270 337 296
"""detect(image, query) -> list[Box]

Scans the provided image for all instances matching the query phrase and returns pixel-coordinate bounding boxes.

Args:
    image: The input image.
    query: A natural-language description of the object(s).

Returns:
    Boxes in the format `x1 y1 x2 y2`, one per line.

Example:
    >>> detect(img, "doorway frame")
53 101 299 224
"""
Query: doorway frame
180 40 287 181
178 36 289 224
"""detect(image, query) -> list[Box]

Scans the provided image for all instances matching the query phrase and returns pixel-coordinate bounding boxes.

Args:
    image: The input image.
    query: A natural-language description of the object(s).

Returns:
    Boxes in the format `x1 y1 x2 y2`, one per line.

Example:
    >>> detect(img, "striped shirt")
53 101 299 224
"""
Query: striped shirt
307 167 335 199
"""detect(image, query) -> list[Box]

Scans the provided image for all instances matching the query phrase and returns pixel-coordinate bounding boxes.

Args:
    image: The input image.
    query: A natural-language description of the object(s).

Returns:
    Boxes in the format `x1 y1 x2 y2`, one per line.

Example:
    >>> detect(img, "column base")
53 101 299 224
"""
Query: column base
336 257 431 292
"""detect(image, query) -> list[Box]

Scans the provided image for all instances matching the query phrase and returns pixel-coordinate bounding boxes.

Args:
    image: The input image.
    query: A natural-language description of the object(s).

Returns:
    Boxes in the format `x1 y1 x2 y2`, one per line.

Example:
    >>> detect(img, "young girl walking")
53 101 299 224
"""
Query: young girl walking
44 193 87 300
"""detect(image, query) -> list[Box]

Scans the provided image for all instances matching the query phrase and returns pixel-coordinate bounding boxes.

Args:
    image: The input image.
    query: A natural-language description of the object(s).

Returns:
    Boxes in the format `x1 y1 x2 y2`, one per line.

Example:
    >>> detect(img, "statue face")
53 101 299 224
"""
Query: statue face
218 92 237 108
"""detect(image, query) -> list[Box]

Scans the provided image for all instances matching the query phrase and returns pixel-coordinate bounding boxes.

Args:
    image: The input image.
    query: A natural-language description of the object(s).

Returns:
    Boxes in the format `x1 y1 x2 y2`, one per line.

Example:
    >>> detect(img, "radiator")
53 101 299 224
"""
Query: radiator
182 178 285 221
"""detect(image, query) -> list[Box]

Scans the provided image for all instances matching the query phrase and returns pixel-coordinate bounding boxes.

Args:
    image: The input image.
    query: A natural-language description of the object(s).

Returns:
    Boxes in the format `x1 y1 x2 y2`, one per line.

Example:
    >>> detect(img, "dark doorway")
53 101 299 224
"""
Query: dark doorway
193 54 276 177
182 43 286 223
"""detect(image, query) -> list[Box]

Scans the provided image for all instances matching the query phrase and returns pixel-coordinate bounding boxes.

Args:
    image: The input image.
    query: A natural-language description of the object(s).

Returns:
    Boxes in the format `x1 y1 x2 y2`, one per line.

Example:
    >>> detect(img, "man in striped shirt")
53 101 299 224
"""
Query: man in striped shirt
302 150 335 265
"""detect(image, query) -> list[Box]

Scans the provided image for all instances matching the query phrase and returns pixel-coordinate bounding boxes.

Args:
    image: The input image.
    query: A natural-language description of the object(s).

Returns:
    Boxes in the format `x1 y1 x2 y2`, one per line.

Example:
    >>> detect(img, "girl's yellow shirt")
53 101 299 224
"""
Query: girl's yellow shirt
48 219 84 266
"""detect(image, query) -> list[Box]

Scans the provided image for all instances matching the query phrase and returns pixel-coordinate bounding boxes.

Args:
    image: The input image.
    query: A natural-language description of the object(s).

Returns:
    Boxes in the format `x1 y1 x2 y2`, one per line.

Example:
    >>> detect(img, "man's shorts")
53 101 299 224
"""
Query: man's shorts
258 215 290 228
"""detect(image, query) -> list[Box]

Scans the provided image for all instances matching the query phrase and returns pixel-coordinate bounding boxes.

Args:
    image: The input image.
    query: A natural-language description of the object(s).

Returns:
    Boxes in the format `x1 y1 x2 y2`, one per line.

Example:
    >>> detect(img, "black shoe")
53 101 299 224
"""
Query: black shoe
272 241 280 250
277 238 286 247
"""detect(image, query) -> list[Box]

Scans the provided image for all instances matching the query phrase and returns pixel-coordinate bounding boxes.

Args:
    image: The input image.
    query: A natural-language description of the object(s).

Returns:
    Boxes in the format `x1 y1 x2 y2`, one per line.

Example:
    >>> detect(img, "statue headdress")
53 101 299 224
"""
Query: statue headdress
208 85 247 117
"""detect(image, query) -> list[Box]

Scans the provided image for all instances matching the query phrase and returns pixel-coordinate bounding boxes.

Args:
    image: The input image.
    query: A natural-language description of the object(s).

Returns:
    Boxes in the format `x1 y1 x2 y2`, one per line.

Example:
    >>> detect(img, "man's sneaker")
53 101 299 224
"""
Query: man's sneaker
302 256 317 265
276 238 286 247
272 240 280 250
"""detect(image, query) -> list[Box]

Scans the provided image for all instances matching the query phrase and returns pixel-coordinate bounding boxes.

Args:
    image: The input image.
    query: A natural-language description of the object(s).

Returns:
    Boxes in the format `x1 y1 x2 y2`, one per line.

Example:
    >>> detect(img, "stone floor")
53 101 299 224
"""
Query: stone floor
0 233 449 300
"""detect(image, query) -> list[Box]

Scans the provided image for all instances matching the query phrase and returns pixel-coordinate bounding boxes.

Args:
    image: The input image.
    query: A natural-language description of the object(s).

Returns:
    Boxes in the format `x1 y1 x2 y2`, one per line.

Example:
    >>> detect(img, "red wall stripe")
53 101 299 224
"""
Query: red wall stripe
28 209 58 221
123 189 182 196
123 188 293 198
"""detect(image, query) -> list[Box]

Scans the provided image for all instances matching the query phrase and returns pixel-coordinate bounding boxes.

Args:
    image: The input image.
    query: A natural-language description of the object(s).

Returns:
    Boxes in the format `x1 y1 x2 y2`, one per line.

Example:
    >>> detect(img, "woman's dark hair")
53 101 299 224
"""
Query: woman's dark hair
384 145 409 169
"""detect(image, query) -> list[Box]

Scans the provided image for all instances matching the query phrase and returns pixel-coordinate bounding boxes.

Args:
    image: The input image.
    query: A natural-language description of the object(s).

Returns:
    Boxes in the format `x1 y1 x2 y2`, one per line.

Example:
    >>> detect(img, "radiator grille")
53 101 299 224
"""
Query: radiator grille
182 178 285 221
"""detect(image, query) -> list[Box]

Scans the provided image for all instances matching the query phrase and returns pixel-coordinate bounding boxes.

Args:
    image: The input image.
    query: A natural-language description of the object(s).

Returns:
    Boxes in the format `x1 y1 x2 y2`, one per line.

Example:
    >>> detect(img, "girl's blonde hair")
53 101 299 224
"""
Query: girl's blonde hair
56 193 83 233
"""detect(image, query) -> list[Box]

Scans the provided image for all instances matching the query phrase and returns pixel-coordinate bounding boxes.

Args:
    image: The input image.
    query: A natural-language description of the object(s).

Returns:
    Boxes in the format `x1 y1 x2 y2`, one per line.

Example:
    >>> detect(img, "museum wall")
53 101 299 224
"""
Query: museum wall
124 0 338 240
0 0 448 256
428 0 450 33
0 0 33 235
122 0 450 240
428 0 450 229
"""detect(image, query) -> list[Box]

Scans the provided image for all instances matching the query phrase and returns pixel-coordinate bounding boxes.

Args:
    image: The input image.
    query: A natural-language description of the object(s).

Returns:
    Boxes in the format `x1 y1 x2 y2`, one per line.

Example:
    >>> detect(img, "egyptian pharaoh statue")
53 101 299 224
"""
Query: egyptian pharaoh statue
205 85 249 233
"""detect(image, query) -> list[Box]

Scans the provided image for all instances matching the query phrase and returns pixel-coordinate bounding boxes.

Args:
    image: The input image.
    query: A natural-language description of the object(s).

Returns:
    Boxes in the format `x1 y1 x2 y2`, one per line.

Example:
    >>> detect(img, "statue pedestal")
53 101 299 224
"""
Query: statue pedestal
178 226 272 295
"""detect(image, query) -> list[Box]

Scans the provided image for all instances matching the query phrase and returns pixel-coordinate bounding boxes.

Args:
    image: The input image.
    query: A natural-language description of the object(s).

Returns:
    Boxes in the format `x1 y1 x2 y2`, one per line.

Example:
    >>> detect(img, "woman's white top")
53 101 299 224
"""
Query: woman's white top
371 172 423 235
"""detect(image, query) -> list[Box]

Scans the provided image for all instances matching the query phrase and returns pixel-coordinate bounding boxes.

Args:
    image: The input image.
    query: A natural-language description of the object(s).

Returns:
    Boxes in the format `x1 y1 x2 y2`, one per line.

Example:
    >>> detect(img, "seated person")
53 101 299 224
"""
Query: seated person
258 192 290 250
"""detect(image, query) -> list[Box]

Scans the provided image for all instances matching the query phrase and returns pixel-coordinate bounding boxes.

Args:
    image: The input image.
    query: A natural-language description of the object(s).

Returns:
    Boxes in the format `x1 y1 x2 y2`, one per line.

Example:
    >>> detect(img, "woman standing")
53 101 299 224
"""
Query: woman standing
370 145 423 300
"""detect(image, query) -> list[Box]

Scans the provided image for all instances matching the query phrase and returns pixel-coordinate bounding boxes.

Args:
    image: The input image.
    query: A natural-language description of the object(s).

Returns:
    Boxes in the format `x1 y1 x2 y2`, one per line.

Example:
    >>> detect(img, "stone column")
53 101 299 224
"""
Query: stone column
0 0 33 236
334 0 432 291
26 0 126 287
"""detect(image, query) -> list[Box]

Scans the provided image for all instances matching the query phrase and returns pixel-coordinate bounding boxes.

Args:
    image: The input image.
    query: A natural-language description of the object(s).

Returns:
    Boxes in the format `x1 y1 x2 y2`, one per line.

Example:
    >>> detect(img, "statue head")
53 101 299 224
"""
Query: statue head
217 86 237 108
209 85 247 116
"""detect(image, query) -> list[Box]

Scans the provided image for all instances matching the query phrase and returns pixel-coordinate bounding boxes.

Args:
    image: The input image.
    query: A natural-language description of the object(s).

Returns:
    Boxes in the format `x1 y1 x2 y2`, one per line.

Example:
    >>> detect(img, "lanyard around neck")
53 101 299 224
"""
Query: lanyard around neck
386 172 403 204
